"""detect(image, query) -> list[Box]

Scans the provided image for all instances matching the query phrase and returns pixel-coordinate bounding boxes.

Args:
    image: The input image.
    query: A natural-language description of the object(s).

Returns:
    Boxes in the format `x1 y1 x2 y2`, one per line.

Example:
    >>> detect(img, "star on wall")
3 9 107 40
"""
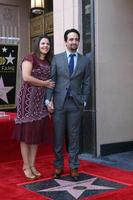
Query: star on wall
2 46 7 53
38 178 115 199
0 76 14 103
5 53 15 64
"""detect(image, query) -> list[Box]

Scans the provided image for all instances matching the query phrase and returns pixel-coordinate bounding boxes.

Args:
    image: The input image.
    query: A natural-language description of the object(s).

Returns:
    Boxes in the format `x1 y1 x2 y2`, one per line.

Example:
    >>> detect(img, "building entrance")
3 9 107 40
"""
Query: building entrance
80 0 96 155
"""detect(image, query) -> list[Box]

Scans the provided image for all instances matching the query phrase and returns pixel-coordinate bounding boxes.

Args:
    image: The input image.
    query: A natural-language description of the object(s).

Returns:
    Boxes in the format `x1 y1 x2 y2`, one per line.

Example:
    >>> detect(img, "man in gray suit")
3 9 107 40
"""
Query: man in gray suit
45 28 90 181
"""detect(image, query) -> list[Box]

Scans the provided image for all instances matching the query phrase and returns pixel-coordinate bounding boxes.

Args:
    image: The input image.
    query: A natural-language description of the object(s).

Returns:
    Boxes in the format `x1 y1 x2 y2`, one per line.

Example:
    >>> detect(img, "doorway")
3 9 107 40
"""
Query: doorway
80 0 96 155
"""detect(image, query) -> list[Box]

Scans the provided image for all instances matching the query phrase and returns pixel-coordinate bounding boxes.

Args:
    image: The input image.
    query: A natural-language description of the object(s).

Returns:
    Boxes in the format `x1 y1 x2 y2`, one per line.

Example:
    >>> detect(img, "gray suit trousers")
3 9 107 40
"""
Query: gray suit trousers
53 97 82 169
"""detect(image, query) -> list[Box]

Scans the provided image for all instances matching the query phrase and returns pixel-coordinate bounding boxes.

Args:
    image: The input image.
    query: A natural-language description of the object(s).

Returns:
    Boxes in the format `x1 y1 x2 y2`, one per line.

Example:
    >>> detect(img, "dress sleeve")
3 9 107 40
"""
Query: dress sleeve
23 53 34 63
20 54 34 70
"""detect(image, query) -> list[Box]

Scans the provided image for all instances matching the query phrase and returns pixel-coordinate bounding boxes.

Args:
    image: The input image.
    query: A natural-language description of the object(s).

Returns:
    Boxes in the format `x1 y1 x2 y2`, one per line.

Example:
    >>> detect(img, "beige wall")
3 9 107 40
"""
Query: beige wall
95 0 133 155
53 0 82 53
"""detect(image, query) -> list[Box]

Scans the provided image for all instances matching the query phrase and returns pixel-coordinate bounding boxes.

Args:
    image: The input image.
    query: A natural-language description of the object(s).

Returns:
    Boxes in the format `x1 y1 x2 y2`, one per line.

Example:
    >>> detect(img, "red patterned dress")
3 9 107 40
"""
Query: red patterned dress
13 53 51 144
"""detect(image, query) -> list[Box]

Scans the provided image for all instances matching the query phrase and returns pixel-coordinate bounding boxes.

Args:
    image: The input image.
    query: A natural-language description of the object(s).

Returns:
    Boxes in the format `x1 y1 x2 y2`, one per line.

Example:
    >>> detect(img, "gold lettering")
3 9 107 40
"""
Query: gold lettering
0 57 6 65
0 65 15 72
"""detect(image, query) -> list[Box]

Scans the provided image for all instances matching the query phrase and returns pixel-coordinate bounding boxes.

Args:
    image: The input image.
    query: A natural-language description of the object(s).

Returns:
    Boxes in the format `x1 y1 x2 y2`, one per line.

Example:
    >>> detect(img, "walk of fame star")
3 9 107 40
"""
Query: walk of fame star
0 76 14 103
22 173 126 200
38 178 115 199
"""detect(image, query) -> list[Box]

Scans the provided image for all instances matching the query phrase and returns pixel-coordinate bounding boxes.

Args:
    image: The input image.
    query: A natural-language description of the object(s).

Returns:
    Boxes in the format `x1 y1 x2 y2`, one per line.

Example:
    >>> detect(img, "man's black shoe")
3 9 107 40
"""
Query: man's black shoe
70 168 79 181
54 168 63 179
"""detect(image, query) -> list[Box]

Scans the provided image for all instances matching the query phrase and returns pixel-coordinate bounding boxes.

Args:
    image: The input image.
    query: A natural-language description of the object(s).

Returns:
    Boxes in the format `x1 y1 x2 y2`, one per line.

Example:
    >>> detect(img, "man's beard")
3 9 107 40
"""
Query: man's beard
70 45 78 51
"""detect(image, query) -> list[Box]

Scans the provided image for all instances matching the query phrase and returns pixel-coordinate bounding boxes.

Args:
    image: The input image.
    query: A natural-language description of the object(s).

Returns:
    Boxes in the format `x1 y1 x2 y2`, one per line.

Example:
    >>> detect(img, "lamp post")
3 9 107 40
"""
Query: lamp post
31 0 44 15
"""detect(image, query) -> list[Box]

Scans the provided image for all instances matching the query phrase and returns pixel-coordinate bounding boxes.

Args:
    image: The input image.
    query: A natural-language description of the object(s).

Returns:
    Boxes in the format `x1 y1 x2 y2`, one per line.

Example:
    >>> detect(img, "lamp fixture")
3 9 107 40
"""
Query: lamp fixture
31 0 44 15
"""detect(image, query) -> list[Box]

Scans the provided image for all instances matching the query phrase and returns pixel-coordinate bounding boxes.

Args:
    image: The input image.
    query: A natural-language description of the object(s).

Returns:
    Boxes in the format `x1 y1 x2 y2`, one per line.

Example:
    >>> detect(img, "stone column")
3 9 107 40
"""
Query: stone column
53 0 82 53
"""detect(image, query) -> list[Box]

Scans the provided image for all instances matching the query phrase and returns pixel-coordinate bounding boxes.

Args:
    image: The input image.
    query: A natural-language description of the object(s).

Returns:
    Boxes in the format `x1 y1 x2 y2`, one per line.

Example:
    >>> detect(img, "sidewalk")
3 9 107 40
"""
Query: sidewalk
79 151 133 171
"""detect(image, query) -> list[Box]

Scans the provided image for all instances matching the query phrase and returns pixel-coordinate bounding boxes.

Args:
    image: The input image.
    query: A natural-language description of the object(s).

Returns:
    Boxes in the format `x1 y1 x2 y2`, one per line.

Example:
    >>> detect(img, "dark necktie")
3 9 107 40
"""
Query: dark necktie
68 54 75 75
66 54 76 97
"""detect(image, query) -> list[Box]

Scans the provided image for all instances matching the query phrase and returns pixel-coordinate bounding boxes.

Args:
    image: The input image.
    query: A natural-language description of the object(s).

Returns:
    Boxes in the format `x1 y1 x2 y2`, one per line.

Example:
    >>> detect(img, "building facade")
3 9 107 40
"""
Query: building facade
0 0 133 156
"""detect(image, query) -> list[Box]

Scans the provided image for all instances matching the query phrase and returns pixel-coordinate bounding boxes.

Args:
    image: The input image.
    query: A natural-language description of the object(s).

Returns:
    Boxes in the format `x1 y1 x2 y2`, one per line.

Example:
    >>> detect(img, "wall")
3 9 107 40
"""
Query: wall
95 0 133 155
0 0 30 87
53 0 82 53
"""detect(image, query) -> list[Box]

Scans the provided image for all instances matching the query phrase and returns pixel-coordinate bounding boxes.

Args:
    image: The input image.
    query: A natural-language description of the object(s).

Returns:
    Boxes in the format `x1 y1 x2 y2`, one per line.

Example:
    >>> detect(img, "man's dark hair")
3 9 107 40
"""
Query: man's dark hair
64 28 80 42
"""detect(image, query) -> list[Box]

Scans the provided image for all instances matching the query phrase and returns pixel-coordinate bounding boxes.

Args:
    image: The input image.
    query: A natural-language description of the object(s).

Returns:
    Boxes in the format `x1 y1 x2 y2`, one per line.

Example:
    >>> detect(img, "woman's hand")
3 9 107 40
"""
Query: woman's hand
44 79 55 88
47 101 54 113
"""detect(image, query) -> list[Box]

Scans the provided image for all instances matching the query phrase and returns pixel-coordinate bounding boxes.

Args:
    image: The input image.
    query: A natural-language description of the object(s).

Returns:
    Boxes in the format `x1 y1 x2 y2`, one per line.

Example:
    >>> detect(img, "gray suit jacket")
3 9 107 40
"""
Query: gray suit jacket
46 51 90 110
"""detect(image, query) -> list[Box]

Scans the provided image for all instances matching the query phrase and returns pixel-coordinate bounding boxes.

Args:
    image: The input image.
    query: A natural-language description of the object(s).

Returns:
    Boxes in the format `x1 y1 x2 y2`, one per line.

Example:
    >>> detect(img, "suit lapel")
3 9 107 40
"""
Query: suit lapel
63 52 70 76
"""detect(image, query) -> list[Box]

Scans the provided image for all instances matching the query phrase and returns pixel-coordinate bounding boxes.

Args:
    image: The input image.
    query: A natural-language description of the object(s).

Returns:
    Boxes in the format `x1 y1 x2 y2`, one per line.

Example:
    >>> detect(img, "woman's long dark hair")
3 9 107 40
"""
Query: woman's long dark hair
33 34 53 64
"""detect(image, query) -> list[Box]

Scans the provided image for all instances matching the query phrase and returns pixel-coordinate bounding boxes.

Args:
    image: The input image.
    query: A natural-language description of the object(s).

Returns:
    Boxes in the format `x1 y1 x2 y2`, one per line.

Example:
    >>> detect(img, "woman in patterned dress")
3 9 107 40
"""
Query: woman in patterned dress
13 35 55 179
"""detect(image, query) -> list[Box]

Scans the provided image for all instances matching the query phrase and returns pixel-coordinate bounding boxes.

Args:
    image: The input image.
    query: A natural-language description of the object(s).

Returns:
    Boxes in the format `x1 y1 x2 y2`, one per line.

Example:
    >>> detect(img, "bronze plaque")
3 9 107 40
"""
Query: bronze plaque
44 12 53 33
30 15 44 37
